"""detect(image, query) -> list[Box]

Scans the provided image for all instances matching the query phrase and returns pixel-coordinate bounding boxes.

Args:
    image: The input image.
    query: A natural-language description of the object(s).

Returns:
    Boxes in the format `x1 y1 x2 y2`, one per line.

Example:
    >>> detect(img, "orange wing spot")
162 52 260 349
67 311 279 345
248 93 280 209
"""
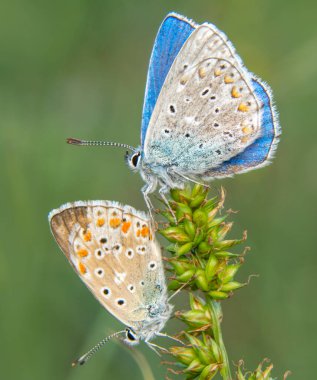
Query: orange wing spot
241 136 250 143
238 103 250 112
242 125 253 135
77 249 89 257
231 86 242 98
83 230 92 242
198 67 206 78
121 221 131 233
214 68 222 77
78 262 87 275
109 218 121 228
224 75 234 84
180 75 189 85
136 229 141 237
97 218 105 227
141 226 149 238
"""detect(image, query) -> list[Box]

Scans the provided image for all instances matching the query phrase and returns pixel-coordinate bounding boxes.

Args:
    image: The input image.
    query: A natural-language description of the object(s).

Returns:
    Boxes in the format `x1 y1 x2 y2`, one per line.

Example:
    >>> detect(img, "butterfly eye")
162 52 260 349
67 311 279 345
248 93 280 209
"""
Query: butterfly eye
127 329 137 341
131 152 141 168
124 328 139 346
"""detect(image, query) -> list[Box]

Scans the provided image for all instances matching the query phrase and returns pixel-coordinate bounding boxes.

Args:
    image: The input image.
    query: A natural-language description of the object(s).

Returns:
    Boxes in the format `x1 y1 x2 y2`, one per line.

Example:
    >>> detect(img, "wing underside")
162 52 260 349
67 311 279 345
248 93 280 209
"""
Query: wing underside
141 13 280 176
49 201 166 330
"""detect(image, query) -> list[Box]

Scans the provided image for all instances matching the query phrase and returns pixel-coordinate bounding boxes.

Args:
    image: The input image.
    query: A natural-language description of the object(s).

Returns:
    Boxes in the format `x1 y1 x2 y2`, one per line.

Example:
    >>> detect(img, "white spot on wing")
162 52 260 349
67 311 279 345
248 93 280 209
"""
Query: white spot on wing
114 271 126 285
184 116 199 126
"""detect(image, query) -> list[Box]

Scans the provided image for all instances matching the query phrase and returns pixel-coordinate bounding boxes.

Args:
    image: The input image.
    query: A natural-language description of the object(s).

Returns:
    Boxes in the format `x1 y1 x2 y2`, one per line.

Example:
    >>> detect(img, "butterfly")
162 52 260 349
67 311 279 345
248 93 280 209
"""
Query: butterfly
48 200 173 364
68 12 280 213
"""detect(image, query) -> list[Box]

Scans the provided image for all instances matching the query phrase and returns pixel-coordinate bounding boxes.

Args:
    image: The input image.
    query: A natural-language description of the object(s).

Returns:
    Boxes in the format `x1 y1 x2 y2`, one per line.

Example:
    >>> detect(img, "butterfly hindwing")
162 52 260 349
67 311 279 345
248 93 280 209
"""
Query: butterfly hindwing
49 201 166 330
203 77 280 178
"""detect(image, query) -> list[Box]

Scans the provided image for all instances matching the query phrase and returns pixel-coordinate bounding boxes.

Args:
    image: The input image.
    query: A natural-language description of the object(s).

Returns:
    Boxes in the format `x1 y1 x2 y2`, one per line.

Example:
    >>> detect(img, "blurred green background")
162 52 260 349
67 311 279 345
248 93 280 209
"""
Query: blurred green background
1 0 316 378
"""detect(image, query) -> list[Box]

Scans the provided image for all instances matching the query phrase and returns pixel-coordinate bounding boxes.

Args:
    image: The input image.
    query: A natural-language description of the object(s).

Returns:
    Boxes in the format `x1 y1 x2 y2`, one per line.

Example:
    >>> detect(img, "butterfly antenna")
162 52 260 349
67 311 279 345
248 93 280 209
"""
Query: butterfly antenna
72 330 126 367
67 137 137 152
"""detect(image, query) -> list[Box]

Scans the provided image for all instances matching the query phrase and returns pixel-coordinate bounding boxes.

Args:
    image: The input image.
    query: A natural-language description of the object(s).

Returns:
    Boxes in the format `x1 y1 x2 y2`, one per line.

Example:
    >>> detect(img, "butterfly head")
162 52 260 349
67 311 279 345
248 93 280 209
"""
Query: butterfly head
126 149 142 172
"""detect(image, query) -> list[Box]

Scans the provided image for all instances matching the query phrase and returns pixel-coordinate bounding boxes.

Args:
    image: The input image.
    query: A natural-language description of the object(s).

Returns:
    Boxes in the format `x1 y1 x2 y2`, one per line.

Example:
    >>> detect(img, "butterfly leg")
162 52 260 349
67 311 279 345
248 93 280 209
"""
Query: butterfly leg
174 170 209 188
159 185 177 224
156 332 185 345
141 179 157 223
146 341 169 356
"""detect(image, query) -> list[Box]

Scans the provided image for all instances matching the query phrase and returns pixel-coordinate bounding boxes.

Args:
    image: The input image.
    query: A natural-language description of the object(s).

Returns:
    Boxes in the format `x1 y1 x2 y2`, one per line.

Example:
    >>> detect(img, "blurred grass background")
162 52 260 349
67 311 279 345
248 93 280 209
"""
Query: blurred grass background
0 0 316 378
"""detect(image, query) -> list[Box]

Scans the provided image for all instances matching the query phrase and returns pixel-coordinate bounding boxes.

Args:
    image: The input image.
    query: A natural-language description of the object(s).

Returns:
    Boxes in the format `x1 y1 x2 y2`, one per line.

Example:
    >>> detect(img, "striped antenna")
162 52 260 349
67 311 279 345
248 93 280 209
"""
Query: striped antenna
72 330 126 367
67 138 137 152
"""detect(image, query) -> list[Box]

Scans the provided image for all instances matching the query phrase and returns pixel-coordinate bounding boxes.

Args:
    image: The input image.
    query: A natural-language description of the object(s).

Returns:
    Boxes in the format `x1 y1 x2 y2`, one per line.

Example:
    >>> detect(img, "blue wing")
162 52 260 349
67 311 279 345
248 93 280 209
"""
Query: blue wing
205 78 280 178
140 13 196 147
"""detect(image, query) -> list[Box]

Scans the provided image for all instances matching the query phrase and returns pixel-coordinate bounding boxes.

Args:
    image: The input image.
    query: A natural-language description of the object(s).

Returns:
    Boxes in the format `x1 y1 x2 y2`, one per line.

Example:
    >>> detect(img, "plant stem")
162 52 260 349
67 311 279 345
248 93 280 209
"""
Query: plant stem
207 297 232 380
126 346 156 380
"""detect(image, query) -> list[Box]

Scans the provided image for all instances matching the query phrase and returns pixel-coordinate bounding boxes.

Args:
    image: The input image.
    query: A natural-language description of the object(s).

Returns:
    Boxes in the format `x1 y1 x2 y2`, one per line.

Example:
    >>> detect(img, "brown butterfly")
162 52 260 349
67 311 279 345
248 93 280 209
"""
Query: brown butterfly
49 200 173 364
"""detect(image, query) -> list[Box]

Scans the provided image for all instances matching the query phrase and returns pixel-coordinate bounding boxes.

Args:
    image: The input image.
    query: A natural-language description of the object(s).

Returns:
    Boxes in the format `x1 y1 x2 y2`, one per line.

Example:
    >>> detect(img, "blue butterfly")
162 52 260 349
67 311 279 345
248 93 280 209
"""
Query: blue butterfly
68 12 280 210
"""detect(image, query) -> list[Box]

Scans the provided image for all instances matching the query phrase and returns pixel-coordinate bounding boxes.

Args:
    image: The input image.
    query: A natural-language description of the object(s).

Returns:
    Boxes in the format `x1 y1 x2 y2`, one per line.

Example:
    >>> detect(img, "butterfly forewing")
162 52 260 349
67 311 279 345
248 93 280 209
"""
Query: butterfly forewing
49 201 166 329
144 24 263 174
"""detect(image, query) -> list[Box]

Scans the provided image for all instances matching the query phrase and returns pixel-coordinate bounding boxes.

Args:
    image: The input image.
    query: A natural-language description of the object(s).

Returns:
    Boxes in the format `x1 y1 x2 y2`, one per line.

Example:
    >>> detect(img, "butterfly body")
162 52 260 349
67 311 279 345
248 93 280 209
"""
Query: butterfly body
126 13 280 207
49 201 172 347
